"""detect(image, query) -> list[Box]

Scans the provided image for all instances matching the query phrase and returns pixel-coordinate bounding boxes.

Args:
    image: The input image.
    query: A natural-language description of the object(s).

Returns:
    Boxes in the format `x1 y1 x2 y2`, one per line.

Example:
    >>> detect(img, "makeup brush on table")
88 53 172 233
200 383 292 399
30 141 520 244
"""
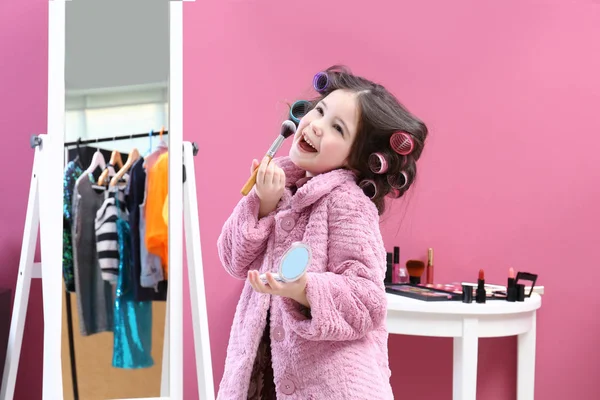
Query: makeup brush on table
241 120 297 196
405 260 425 284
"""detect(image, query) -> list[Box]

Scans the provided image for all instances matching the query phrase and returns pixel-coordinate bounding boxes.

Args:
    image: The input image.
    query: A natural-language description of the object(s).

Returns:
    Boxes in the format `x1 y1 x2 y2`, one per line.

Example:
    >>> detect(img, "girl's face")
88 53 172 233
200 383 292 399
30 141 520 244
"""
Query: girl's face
289 89 359 177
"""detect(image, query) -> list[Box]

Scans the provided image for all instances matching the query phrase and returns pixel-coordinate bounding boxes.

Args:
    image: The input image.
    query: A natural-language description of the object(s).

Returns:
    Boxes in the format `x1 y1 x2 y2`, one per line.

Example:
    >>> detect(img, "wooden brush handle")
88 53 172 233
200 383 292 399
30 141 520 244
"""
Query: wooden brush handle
240 155 273 196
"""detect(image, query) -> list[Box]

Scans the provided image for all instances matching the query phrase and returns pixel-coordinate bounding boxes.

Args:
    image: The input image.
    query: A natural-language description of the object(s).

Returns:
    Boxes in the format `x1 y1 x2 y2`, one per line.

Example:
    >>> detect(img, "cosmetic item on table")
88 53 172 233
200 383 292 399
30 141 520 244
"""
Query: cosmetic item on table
405 260 425 284
385 253 393 284
476 269 486 304
516 284 526 302
506 267 517 302
240 120 297 196
385 283 460 302
462 284 473 303
460 282 545 296
515 272 539 298
426 247 434 285
393 246 409 283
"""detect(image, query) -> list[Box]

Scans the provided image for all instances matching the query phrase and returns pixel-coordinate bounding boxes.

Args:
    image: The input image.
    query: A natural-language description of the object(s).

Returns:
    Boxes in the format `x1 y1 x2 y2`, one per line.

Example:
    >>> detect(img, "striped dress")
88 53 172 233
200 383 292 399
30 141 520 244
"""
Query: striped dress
95 168 128 284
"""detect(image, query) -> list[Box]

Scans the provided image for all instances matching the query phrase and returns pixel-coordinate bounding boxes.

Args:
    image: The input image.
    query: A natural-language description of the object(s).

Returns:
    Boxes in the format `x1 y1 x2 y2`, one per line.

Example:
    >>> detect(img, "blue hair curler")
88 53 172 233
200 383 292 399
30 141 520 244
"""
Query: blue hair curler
313 71 329 93
289 100 311 126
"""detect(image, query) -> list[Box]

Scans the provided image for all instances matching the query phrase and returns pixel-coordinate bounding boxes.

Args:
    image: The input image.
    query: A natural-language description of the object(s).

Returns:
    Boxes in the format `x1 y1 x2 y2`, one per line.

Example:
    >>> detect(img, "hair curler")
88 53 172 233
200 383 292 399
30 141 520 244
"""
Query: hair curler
289 100 311 126
387 171 409 190
313 71 329 93
389 131 414 156
368 152 389 174
359 179 378 199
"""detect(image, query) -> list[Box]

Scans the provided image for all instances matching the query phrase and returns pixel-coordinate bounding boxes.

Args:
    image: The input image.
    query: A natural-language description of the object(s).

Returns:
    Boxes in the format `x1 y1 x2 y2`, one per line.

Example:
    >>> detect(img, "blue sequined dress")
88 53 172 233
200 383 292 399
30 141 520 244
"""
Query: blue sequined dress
63 160 83 292
112 186 154 369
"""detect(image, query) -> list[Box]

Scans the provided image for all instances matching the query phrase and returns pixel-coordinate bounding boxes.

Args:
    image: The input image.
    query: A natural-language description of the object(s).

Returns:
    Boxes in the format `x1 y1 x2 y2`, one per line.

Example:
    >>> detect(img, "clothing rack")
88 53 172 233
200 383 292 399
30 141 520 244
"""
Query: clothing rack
64 130 169 147
63 130 169 400
2 132 213 399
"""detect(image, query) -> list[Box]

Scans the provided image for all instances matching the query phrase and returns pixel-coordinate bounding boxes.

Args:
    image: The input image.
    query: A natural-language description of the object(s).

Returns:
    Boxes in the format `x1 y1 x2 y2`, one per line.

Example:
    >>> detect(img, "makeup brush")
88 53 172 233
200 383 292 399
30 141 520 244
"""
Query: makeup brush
240 120 297 196
405 260 425 284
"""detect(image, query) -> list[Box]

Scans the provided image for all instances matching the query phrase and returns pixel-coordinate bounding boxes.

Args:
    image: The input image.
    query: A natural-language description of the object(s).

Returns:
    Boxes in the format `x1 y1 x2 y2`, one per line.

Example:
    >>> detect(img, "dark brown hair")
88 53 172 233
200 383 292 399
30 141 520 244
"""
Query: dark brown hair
302 65 429 215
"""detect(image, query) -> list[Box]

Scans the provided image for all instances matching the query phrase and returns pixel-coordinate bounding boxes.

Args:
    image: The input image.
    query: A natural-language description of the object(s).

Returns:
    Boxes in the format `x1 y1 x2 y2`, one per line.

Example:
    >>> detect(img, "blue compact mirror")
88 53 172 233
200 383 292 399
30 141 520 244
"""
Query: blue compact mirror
260 242 312 283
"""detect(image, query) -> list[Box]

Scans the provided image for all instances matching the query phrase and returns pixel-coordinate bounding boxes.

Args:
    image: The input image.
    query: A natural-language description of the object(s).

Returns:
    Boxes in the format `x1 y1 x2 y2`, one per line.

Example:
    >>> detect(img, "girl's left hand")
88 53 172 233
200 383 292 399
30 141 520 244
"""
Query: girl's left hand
247 270 310 308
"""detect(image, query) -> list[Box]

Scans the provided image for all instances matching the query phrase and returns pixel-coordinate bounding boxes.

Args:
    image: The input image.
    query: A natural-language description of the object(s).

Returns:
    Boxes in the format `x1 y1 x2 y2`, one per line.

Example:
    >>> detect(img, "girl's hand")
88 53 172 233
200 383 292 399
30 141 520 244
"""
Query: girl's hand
251 157 286 216
247 270 310 308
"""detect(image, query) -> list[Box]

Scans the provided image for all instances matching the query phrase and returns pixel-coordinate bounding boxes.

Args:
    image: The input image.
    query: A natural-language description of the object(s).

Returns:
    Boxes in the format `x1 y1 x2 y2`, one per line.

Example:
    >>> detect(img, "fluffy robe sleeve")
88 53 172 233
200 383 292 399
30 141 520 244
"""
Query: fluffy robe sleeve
217 189 277 280
281 188 388 341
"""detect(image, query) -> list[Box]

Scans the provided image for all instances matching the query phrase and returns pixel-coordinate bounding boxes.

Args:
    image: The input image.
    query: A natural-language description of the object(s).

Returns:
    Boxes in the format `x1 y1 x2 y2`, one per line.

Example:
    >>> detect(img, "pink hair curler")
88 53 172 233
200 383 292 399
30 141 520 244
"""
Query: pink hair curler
389 132 414 156
368 152 389 174
387 171 409 190
313 71 329 93
359 179 378 199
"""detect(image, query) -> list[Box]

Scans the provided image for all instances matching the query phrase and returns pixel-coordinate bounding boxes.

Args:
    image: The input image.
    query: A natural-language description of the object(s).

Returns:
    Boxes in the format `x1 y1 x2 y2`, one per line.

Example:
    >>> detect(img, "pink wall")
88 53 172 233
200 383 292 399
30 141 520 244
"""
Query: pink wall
0 0 47 398
184 1 600 399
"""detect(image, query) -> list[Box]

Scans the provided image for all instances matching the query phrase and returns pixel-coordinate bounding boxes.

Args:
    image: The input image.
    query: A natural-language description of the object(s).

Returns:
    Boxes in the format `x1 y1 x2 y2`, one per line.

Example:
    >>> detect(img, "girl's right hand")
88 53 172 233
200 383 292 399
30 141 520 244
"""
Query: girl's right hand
251 156 286 215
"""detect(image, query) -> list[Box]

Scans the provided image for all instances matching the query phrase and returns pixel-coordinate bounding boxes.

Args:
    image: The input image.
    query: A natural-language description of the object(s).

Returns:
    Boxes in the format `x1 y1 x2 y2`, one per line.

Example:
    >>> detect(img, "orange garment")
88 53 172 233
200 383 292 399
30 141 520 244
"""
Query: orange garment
162 194 169 225
145 152 169 278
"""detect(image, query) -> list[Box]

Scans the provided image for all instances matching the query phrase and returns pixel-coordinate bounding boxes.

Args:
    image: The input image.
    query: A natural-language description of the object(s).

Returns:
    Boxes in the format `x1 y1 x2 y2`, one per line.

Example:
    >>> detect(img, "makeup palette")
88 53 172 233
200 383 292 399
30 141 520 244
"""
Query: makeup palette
385 283 461 302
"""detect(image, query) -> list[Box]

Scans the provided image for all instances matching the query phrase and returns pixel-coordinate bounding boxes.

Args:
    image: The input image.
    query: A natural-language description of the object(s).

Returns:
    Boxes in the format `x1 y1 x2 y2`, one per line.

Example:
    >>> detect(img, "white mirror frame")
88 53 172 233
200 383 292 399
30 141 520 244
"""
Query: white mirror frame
45 1 188 399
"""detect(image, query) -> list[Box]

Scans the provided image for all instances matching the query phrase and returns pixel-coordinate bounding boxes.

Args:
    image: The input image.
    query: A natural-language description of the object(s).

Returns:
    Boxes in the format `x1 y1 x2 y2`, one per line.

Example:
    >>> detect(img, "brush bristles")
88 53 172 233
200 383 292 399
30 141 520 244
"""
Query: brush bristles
280 120 297 139
405 260 425 277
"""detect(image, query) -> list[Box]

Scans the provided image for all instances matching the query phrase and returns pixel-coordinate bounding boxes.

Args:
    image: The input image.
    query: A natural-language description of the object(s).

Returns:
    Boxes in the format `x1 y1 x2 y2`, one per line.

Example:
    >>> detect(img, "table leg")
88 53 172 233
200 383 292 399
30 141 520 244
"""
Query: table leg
517 312 536 399
453 318 478 400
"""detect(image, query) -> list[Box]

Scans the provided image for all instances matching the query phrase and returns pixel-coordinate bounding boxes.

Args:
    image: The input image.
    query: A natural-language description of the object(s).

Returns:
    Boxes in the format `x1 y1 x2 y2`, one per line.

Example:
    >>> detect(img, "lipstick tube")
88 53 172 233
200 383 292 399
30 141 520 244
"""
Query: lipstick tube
506 267 517 302
476 269 486 304
426 248 434 284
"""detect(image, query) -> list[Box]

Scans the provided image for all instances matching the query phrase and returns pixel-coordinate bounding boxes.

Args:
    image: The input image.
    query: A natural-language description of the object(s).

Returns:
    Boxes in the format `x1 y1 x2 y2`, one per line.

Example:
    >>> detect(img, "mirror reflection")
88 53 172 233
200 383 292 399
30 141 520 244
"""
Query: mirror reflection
61 1 169 398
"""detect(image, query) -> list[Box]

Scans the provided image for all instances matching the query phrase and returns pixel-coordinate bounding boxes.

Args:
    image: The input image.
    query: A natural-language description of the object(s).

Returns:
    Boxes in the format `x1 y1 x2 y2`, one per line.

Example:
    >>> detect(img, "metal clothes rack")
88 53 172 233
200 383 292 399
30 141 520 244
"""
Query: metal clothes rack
64 130 169 147
63 129 168 400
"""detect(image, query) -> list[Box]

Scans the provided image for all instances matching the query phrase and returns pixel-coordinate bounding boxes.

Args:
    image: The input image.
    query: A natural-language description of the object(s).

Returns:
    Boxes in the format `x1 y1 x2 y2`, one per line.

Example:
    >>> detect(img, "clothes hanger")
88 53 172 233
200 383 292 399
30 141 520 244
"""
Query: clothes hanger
143 130 154 157
110 135 140 186
143 128 168 168
84 140 106 176
74 138 84 168
97 137 124 186
158 126 167 148
75 139 106 191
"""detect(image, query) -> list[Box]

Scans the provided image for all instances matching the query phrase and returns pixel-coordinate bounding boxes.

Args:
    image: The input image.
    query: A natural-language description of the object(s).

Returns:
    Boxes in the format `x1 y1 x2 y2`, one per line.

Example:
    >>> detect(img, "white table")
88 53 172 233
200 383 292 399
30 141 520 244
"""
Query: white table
386 292 542 400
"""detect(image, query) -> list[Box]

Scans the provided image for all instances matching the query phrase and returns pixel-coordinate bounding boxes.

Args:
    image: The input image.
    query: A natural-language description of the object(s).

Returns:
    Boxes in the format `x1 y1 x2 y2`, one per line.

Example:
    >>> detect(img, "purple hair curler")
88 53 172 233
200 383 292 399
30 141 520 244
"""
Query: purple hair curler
389 132 414 156
313 71 329 93
368 152 389 174
387 171 409 190
359 179 378 199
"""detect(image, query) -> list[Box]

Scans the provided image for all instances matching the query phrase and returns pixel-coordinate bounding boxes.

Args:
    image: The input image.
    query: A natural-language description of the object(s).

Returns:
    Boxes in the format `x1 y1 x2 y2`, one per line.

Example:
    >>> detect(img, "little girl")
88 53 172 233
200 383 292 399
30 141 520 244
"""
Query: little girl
217 65 428 399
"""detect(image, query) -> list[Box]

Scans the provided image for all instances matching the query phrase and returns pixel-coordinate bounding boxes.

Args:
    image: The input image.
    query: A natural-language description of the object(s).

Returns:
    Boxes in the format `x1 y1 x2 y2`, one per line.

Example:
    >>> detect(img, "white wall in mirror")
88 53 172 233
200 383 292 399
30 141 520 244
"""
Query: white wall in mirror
65 83 169 153
65 0 169 153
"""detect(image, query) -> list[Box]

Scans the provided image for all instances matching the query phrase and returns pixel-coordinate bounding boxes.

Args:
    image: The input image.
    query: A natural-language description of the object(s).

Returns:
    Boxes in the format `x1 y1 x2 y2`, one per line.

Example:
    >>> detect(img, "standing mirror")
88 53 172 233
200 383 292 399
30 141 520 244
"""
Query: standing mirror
1 2 214 400
62 1 170 399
